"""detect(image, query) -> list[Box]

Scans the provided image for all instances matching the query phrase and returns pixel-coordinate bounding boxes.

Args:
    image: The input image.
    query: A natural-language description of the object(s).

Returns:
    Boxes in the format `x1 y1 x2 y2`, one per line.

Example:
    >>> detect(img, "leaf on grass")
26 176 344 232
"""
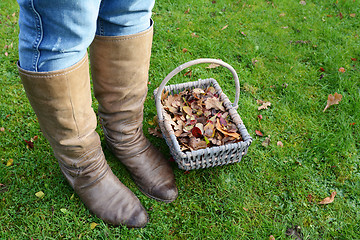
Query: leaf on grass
206 63 220 69
6 159 13 166
90 222 99 230
257 100 271 110
262 137 271 147
148 127 163 138
0 127 4 132
257 115 263 120
286 226 302 240
184 69 192 77
350 13 356 17
191 32 199 38
221 25 228 30
277 141 284 147
338 67 345 72
35 191 45 198
299 0 306 5
319 191 337 204
269 235 275 240
182 48 188 53
323 93 342 112
24 139 34 149
60 208 68 214
255 130 263 137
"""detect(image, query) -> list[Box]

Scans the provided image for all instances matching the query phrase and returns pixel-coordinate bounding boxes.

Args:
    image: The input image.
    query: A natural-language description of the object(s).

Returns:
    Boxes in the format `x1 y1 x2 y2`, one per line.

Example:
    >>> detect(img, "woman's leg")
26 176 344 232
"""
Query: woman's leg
90 0 178 203
17 0 99 71
17 0 148 227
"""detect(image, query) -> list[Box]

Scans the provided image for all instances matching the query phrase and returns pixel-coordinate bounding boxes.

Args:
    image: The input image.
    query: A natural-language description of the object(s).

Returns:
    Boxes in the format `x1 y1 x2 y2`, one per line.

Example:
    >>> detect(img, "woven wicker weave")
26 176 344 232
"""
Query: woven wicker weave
154 59 252 170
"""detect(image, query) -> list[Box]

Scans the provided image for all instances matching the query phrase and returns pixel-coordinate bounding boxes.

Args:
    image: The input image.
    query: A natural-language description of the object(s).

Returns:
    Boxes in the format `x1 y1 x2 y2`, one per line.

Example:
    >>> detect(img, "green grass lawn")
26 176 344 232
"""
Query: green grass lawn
1 0 359 239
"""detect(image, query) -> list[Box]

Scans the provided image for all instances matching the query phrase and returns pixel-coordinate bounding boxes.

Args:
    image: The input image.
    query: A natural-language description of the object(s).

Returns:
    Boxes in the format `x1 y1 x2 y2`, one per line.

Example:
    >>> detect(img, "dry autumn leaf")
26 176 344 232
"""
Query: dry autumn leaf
35 191 45 198
262 137 271 147
221 25 228 30
338 67 345 72
206 63 220 69
161 87 243 151
257 100 271 110
90 222 99 230
323 92 342 112
255 130 263 137
6 159 13 166
319 191 337 204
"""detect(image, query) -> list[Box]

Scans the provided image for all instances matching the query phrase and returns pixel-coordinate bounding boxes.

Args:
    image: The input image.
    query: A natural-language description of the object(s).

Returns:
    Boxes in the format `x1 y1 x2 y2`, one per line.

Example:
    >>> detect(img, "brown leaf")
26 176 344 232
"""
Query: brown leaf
161 90 169 101
6 159 14 167
191 32 199 38
204 122 215 138
148 127 163 138
204 97 225 111
255 130 263 137
338 67 345 72
350 13 356 18
262 137 270 147
206 63 220 69
215 119 241 139
323 92 342 112
258 101 271 110
184 69 192 77
183 106 193 116
191 127 203 138
189 137 207 150
182 48 188 53
319 191 337 204
184 8 190 14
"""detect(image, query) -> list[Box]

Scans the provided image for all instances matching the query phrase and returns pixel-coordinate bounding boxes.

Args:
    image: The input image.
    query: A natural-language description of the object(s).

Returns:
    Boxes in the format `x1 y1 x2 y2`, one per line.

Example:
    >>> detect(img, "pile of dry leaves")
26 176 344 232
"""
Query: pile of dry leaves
160 86 242 151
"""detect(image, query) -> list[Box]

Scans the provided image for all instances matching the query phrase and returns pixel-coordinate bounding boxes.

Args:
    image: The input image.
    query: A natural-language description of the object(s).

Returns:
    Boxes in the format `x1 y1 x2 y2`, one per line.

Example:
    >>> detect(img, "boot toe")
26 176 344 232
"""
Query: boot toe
123 206 149 228
151 183 178 203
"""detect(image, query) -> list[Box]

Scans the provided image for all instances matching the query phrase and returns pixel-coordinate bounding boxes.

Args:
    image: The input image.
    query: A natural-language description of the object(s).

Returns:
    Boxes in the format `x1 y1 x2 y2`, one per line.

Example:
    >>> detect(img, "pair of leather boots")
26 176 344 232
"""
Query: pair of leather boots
17 25 177 228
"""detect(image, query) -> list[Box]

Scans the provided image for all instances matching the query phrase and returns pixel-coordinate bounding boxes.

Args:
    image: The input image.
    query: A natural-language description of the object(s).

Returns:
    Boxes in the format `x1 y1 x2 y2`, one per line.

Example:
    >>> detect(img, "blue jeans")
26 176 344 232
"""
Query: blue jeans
17 0 154 72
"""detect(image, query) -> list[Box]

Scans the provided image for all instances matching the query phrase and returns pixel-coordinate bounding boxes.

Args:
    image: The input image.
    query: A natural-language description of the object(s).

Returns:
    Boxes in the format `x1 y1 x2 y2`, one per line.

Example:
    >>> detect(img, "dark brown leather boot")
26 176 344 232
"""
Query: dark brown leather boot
89 22 178 203
18 55 148 228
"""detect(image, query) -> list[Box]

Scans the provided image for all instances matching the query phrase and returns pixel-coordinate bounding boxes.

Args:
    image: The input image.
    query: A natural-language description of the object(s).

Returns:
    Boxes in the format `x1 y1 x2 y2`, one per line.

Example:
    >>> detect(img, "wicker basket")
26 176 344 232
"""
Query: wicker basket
154 59 252 170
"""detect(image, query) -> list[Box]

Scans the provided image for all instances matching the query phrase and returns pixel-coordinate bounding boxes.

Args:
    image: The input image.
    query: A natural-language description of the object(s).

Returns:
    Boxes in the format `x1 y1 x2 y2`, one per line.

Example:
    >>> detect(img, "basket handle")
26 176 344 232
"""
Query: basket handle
156 58 240 121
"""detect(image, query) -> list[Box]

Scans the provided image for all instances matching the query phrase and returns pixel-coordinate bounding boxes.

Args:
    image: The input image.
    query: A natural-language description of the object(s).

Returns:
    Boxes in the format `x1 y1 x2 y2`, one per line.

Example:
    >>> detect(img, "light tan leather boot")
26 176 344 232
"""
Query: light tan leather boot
89 23 178 203
18 55 148 228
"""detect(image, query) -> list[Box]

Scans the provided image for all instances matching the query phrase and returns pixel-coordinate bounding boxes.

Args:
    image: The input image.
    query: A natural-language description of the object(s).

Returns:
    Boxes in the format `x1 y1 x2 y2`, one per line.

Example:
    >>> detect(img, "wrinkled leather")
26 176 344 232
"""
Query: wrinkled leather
90 23 178 203
18 55 148 228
